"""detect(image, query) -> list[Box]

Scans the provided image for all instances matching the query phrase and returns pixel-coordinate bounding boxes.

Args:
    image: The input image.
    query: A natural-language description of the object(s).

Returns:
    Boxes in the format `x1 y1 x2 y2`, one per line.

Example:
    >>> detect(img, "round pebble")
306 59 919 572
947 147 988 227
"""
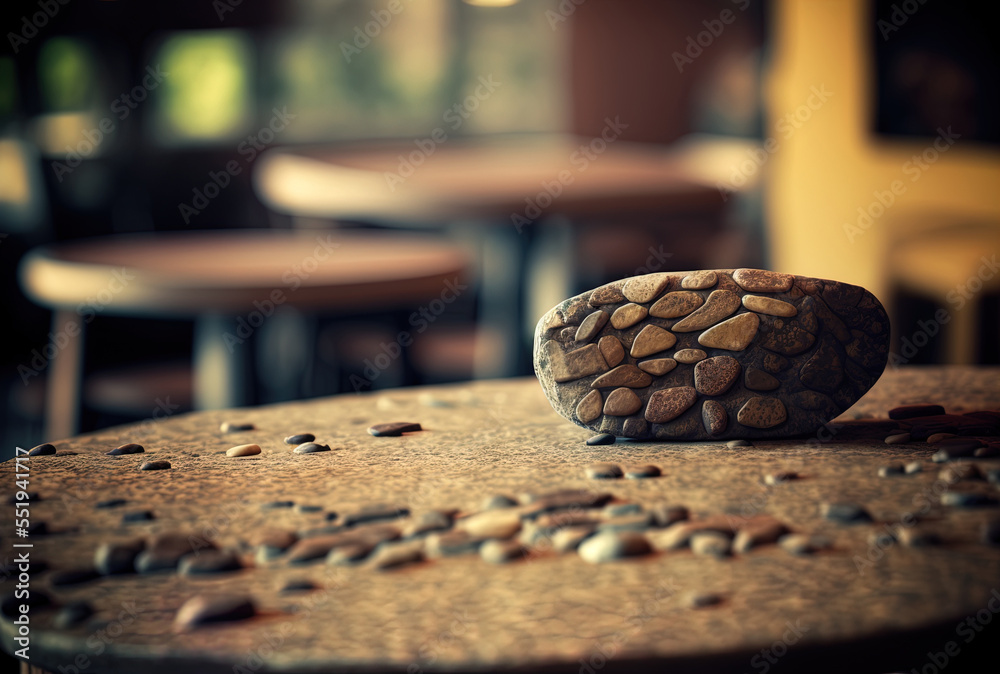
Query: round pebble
884 433 911 445
178 550 242 575
284 433 315 445
585 462 623 479
139 460 170 471
878 464 905 477
625 465 661 479
456 511 522 539
28 443 56 456
940 492 998 508
226 444 261 457
586 433 616 446
367 422 422 437
293 442 331 454
690 532 731 557
577 531 650 564
927 432 958 444
173 595 255 631
685 592 723 608
108 443 144 456
94 540 145 575
220 422 254 433
480 539 526 564
726 439 753 448
904 462 923 474
764 472 798 486
481 494 518 510
821 502 872 524
54 601 95 629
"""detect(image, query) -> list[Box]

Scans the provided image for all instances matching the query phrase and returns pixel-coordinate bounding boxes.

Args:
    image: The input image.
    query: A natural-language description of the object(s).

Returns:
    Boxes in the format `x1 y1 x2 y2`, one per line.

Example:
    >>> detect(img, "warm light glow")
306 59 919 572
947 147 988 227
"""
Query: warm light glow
461 0 520 7
0 140 30 205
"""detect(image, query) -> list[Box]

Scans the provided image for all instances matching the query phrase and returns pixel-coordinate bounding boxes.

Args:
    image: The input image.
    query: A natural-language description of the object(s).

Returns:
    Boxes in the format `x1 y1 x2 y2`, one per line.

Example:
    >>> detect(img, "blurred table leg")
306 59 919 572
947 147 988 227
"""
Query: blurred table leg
193 313 249 410
44 309 83 440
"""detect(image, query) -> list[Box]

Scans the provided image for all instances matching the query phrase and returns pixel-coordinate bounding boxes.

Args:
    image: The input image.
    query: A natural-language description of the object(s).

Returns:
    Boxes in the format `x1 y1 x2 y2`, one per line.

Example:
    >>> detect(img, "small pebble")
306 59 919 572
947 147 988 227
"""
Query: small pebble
764 471 798 486
625 465 661 479
897 527 940 547
367 422 422 437
648 504 689 528
598 513 653 533
220 422 254 433
940 492 998 508
927 432 957 444
981 519 1000 546
136 532 212 573
1 589 51 618
94 540 145 575
726 439 753 448
586 433 616 446
821 502 872 524
480 539 526 564
778 534 827 556
685 592 723 608
139 460 170 471
108 443 144 456
939 464 983 483
690 531 731 557
425 531 485 558
342 504 410 527
481 494 518 510
585 462 623 479
121 510 155 523
403 511 453 538
878 464 905 477
28 443 56 456
226 444 261 457
284 433 315 445
551 527 595 553
974 446 1000 458
54 601 95 629
173 595 255 631
293 442 331 454
49 568 100 586
884 433 911 445
295 504 323 514
96 498 127 508
280 579 317 593
261 500 295 509
732 518 789 553
577 531 651 563
253 530 298 562
456 511 522 540
904 462 923 474
888 404 945 420
368 542 424 570
178 550 242 575
604 503 643 518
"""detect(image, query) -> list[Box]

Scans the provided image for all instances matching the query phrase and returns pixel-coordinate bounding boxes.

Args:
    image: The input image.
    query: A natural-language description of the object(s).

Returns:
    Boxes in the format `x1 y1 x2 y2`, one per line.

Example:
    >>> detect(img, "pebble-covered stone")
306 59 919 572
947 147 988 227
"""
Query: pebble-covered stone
585 462 623 479
884 433 912 445
456 511 522 540
226 444 261 457
577 531 651 563
586 432 616 446
293 442 331 454
888 404 945 420
284 433 315 445
108 443 144 456
367 422 422 437
480 539 526 564
139 460 170 471
94 539 145 575
28 443 56 456
178 550 242 575
625 464 661 479
690 531 731 557
878 464 905 477
821 502 872 524
54 601 95 629
220 422 255 432
174 595 256 631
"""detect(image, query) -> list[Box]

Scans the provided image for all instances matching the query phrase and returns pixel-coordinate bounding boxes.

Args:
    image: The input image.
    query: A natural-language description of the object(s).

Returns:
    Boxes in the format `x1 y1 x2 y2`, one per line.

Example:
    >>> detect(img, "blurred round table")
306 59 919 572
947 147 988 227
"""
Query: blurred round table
19 229 469 439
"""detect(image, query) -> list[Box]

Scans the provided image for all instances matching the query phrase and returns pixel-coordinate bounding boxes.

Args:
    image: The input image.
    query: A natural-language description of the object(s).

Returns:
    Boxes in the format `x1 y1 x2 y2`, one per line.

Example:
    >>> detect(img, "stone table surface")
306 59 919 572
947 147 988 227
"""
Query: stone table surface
2 366 1000 673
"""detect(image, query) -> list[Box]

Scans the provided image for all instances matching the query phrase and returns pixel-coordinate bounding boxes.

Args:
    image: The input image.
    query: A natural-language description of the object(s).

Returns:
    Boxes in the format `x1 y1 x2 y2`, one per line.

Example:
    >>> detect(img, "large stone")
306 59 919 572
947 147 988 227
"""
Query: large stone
630 325 676 358
672 290 741 332
650 291 704 319
697 312 759 351
645 387 698 423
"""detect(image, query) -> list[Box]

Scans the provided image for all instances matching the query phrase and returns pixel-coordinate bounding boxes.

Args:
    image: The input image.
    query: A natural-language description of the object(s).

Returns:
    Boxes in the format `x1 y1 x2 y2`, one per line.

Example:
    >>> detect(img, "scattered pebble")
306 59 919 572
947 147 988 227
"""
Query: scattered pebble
54 601 94 629
139 460 170 471
28 443 56 456
726 439 753 448
938 464 983 483
905 462 923 474
174 595 256 631
284 433 315 445
96 498 127 508
821 502 873 524
220 422 254 433
456 510 522 540
261 500 295 509
648 504 689 528
425 531 485 558
367 422 422 437
974 446 1000 458
577 531 651 563
927 432 958 444
884 433 911 445
280 579 317 593
108 443 144 456
586 433 616 446
481 494 518 510
603 503 642 518
369 542 424 570
764 472 798 486
94 540 145 575
342 504 410 526
226 444 261 457
178 550 242 575
480 539 526 564
625 465 661 479
121 510 155 523
685 592 723 608
888 404 945 420
403 511 453 538
778 534 829 556
690 531 731 557
878 464 905 477
585 462 623 479
897 527 940 547
136 532 212 573
940 492 998 508
293 442 331 454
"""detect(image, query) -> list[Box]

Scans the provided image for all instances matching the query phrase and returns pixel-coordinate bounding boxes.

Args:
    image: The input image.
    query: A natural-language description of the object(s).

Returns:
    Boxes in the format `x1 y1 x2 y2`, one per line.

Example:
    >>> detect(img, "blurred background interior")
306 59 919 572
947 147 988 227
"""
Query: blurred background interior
1 0 998 457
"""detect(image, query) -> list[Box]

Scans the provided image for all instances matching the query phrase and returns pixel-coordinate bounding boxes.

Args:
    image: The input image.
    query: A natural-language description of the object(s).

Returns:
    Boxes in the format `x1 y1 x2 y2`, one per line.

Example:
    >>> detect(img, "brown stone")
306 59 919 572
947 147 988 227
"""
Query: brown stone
603 388 642 416
733 269 793 293
702 400 727 435
694 356 741 396
575 310 609 344
598 336 625 367
760 322 816 356
576 390 603 423
226 444 261 457
622 418 648 437
630 325 677 358
674 349 707 364
681 270 717 290
672 290 741 332
732 517 790 553
543 341 609 383
540 309 565 332
697 312 759 351
761 352 790 373
589 281 625 306
744 368 779 391
591 365 653 389
650 291 704 319
622 272 672 303
645 387 698 423
638 358 677 376
799 336 843 394
610 303 647 330
737 398 788 429
742 295 797 317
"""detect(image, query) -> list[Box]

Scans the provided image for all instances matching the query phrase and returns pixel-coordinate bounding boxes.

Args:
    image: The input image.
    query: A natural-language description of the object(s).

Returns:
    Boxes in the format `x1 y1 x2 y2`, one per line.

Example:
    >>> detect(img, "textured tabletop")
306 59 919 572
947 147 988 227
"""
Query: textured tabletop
2 367 1000 673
